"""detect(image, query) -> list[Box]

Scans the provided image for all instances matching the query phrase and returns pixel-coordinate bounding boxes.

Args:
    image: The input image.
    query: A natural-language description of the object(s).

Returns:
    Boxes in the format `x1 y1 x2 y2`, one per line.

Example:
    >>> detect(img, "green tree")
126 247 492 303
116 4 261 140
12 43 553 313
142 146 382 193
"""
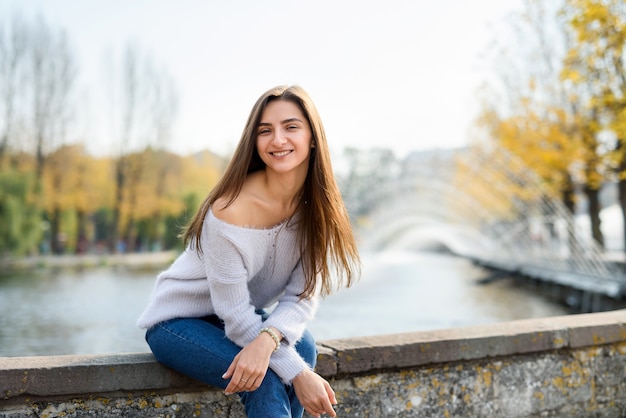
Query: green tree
0 170 41 256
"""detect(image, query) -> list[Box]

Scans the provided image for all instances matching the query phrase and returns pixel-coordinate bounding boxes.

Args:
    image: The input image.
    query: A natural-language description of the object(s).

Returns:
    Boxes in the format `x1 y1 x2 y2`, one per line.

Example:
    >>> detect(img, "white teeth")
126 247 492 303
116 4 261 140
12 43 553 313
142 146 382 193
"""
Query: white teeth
272 150 291 157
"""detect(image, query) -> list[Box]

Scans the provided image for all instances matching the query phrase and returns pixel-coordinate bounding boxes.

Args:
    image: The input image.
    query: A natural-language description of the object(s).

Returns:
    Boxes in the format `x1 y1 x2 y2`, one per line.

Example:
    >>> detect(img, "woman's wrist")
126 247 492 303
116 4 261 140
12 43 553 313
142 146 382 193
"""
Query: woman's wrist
292 367 314 385
259 327 281 352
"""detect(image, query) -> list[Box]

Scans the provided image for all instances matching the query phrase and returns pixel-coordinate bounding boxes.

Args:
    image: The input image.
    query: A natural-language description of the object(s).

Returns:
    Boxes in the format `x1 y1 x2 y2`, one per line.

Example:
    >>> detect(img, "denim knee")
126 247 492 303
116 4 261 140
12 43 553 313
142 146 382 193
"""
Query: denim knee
144 318 240 390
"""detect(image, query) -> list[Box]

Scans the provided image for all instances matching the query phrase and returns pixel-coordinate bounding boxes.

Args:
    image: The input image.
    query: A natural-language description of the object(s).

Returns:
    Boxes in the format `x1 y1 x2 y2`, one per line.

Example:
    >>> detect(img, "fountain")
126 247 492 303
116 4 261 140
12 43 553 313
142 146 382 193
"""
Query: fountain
358 145 626 307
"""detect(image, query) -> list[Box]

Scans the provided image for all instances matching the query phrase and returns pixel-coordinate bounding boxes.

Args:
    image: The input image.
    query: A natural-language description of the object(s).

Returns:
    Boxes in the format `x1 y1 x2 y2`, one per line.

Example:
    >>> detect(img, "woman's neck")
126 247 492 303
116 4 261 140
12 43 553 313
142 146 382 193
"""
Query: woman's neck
260 169 304 211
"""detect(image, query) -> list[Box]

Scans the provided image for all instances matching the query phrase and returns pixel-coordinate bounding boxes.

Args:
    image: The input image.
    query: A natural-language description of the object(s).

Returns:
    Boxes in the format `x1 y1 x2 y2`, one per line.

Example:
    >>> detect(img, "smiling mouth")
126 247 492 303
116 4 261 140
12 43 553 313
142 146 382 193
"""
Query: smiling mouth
270 150 293 157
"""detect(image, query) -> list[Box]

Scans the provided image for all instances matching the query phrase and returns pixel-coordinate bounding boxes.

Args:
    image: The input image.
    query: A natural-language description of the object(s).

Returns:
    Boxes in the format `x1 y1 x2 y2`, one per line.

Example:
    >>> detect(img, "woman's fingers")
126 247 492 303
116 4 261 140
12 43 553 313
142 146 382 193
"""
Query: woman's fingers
223 354 242 394
293 370 338 417
225 374 263 394
224 336 273 394
223 351 268 394
325 380 337 405
304 400 336 418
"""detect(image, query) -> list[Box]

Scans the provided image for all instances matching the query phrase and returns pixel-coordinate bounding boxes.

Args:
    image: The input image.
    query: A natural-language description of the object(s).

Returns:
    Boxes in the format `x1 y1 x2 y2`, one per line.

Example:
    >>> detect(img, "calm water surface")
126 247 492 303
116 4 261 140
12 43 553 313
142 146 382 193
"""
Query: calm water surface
0 251 569 357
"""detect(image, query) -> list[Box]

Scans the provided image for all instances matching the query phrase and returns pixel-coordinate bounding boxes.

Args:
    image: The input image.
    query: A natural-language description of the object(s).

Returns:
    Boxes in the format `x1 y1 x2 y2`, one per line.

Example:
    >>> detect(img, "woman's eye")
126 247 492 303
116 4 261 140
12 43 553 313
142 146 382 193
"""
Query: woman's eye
258 129 271 135
287 125 298 130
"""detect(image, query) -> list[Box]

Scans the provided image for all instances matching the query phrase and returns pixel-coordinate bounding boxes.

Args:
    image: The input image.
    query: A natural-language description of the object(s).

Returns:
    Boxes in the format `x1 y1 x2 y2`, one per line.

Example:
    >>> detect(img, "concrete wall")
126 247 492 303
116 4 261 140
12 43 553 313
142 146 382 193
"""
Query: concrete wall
2 310 626 418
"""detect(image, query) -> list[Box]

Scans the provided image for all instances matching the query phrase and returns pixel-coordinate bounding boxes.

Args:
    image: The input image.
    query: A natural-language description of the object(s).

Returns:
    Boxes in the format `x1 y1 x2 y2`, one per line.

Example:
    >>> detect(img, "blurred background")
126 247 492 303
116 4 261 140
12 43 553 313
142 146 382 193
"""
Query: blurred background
1 0 625 357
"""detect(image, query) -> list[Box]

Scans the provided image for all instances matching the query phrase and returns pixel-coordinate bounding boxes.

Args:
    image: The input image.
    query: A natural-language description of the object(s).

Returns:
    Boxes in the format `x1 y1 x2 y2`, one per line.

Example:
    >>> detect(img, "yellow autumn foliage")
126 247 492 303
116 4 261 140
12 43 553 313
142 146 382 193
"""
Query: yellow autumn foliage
34 144 226 250
467 0 625 231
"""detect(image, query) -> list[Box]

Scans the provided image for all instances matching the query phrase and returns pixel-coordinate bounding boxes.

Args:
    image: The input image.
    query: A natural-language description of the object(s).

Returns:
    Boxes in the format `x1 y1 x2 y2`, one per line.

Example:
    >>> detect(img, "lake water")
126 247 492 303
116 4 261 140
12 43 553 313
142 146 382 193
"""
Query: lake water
0 250 570 357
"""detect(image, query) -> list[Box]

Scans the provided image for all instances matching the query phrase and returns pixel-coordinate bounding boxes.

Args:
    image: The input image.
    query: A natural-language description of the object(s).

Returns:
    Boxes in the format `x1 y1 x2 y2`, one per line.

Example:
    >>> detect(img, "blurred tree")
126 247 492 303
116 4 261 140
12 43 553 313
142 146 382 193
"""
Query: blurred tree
108 45 139 254
0 17 38 255
476 1 578 216
0 15 76 254
0 168 40 256
42 144 111 254
145 67 178 251
0 16 28 168
74 153 114 253
39 145 223 255
107 44 179 253
474 0 621 249
562 0 626 250
28 17 76 185
0 16 227 257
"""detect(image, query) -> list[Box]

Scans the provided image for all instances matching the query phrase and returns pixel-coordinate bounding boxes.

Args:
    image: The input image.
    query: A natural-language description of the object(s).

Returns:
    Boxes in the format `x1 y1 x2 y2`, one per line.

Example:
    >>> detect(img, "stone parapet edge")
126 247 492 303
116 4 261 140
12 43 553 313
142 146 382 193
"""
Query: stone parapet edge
317 309 626 375
2 309 625 402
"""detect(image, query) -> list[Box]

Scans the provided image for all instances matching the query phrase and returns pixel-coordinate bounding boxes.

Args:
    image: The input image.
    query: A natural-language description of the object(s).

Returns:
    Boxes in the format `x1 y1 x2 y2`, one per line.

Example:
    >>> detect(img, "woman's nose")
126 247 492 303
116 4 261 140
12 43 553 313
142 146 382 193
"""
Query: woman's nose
271 129 287 145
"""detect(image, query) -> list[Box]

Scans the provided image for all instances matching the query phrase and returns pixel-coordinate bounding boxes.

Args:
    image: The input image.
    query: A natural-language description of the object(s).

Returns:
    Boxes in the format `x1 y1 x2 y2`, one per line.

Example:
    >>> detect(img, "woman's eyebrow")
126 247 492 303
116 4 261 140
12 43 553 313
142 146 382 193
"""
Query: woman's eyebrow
282 117 303 124
257 117 303 127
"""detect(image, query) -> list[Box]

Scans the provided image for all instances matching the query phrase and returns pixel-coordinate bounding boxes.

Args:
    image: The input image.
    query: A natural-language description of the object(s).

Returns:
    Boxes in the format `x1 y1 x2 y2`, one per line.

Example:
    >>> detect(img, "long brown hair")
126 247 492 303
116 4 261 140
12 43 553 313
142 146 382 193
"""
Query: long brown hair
183 85 360 297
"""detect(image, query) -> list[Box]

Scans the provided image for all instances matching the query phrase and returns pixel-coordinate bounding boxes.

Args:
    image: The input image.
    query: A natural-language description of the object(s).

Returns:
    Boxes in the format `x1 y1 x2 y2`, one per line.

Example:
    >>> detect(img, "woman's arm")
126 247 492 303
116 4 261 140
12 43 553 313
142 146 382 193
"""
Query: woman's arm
263 260 319 345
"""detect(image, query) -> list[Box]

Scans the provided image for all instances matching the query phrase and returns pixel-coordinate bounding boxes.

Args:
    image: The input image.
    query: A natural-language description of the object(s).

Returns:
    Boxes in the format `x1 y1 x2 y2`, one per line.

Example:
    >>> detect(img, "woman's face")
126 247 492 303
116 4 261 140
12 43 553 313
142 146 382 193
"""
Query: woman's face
256 99 313 176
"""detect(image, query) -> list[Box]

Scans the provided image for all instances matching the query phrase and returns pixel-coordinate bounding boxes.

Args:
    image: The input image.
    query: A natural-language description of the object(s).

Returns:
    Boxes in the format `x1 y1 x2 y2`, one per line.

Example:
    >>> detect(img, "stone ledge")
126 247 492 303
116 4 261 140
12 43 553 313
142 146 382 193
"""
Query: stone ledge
2 309 625 402
319 309 626 375
0 353 205 401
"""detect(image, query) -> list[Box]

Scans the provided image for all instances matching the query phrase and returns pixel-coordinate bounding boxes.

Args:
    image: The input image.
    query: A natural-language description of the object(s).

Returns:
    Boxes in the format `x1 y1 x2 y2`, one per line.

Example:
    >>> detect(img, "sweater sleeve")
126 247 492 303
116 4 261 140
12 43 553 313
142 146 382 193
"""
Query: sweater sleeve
264 260 319 345
264 260 319 383
203 221 263 347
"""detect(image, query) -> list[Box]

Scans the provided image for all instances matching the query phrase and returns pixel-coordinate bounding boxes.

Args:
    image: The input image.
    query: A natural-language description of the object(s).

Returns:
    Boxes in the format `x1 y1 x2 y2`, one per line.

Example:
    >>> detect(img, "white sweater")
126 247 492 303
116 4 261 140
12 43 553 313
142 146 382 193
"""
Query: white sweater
137 209 319 383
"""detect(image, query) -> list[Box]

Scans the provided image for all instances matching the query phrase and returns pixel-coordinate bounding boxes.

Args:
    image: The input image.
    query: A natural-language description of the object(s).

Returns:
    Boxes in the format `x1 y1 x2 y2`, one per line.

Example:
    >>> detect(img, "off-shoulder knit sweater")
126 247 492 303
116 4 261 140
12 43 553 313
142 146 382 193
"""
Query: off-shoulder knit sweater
137 209 319 384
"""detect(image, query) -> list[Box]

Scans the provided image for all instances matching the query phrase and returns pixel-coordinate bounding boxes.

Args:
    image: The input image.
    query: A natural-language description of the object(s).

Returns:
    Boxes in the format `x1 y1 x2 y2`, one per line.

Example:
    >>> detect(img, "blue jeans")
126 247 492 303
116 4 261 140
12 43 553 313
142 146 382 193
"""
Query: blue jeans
145 314 317 418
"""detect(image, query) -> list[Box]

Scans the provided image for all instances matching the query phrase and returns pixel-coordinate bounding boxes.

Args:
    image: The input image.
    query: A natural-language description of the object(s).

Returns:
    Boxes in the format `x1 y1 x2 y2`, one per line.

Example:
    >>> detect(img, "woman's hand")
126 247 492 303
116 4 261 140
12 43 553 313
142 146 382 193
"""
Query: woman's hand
293 368 337 417
222 334 275 394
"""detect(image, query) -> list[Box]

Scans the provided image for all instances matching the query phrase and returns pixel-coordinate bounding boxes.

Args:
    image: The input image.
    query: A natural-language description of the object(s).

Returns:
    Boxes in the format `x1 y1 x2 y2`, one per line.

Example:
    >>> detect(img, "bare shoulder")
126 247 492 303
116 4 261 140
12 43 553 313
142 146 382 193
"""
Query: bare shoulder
212 173 264 227
212 195 250 227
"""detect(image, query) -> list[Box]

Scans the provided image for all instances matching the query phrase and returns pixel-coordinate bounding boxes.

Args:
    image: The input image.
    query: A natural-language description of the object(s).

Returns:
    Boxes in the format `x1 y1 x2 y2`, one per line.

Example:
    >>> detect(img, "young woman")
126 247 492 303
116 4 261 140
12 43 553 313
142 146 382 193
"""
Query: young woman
137 85 360 418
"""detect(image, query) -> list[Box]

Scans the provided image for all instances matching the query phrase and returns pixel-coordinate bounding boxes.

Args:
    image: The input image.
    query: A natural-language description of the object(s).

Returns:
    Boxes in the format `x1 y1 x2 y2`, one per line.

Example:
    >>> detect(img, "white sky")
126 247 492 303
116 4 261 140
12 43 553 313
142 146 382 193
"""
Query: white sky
1 0 521 158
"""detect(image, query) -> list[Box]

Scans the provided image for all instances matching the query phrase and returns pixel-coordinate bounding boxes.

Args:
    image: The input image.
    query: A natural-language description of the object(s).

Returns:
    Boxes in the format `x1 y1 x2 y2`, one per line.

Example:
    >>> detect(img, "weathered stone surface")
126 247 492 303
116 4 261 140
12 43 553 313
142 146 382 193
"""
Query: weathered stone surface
319 317 571 375
315 344 337 377
2 310 626 417
0 353 205 399
1 390 245 418
327 343 626 418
